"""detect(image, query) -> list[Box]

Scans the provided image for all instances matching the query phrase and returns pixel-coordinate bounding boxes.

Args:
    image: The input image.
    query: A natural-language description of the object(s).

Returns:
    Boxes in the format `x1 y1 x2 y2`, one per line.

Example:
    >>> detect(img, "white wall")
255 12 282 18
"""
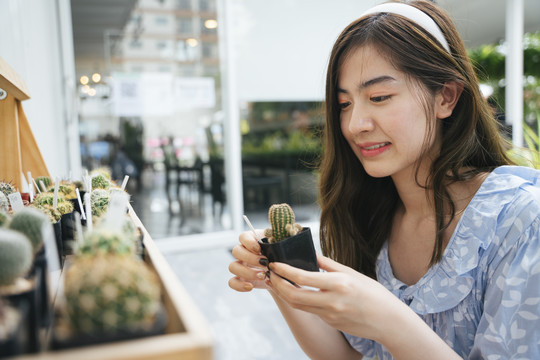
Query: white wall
0 0 81 182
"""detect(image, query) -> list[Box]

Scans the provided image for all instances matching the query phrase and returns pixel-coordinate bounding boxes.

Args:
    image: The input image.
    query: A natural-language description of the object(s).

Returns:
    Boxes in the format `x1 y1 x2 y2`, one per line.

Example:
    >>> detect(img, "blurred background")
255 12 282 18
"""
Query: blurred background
1 0 539 358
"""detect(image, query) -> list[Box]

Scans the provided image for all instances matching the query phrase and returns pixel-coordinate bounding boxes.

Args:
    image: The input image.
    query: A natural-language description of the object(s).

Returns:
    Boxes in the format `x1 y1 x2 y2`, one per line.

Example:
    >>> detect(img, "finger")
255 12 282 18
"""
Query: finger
270 262 330 290
228 260 267 282
228 276 255 292
231 244 266 268
267 271 330 310
317 254 356 275
239 231 263 254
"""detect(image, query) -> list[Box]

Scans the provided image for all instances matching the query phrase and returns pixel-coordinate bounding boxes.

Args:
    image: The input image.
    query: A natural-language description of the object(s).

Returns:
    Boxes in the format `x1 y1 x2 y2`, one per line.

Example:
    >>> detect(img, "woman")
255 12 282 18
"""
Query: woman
228 1 540 359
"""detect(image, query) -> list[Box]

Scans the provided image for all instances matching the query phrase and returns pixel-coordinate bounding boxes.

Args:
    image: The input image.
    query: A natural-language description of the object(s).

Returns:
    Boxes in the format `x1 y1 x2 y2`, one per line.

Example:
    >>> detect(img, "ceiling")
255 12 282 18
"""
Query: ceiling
69 0 540 71
70 0 137 63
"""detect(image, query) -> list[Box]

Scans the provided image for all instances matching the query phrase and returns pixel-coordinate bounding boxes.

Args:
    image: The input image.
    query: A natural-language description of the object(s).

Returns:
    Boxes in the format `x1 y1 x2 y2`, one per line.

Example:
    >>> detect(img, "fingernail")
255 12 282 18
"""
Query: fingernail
265 279 272 288
266 270 271 279
256 272 266 280
244 283 254 291
259 258 269 266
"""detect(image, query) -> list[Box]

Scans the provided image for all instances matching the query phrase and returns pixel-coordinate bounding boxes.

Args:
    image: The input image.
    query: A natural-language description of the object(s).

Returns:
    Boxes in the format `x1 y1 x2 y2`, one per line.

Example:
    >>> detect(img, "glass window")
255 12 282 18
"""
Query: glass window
176 0 191 10
177 17 193 34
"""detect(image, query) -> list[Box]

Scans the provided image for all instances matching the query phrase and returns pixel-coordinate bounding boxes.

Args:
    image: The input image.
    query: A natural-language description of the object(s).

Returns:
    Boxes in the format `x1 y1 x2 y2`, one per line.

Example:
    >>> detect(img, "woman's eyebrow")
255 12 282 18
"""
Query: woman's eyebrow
338 75 397 94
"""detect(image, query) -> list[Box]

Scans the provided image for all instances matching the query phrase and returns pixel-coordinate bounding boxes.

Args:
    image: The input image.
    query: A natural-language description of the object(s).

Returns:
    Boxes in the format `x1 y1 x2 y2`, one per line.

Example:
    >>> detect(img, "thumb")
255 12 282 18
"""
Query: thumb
317 253 355 274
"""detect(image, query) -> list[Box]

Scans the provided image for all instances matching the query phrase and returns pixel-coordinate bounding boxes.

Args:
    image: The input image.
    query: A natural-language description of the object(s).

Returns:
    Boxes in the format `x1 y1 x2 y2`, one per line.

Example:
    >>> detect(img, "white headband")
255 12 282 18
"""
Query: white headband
360 2 450 53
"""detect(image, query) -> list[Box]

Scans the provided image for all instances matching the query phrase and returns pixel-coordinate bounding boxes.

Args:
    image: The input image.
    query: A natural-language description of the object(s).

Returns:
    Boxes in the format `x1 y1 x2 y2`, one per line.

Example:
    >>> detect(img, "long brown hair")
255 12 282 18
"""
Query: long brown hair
318 0 513 279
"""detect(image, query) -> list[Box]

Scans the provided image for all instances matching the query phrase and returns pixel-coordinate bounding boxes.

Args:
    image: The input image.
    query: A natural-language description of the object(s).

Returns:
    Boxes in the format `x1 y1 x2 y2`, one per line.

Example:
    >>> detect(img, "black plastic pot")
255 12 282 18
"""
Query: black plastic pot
61 212 76 255
52 221 64 266
51 305 168 350
32 249 51 328
259 227 319 272
3 278 41 354
0 300 29 358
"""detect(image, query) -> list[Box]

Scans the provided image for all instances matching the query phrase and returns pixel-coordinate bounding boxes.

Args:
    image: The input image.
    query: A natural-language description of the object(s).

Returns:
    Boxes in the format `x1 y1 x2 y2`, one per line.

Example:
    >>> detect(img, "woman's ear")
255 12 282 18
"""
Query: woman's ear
435 81 463 119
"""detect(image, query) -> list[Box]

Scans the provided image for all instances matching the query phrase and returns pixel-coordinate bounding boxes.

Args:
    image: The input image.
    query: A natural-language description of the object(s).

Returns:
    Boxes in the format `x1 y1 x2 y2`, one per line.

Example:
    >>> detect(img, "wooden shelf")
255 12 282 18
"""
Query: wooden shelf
13 205 214 360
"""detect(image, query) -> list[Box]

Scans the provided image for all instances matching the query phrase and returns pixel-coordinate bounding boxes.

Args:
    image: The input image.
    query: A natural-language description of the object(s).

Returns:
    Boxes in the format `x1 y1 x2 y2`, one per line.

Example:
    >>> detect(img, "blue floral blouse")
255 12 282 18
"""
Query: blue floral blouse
344 166 540 359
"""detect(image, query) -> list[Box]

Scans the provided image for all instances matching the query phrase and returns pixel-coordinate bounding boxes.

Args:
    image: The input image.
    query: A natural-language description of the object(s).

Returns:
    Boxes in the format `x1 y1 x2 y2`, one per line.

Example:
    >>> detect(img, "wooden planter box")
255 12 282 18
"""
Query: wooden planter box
14 206 214 360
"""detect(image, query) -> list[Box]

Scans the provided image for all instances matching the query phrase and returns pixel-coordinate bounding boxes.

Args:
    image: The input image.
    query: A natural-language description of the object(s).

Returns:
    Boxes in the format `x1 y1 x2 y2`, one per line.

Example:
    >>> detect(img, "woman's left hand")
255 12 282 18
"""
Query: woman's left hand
267 253 405 342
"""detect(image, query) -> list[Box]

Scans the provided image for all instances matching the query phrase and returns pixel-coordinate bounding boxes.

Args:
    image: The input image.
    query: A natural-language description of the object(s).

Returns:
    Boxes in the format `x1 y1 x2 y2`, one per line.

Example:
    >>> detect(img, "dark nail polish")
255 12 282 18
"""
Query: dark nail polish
259 258 269 266
266 270 271 279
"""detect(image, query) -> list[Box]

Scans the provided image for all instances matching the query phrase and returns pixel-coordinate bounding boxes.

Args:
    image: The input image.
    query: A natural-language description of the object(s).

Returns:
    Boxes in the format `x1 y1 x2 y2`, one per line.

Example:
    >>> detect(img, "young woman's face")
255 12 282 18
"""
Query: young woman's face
338 45 439 180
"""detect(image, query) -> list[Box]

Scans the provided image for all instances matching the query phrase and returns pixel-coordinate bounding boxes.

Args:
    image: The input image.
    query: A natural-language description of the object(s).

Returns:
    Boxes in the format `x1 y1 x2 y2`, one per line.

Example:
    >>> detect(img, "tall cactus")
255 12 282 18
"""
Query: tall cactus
0 229 33 286
264 203 303 243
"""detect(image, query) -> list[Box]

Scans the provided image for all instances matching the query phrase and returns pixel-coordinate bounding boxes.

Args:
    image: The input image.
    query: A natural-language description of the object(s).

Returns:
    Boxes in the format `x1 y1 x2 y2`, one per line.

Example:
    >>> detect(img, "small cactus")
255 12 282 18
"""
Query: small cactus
35 176 52 191
63 255 161 334
91 174 111 190
8 207 51 254
264 203 303 243
0 181 15 198
77 226 136 257
0 192 9 212
0 229 33 286
57 183 77 200
91 189 111 217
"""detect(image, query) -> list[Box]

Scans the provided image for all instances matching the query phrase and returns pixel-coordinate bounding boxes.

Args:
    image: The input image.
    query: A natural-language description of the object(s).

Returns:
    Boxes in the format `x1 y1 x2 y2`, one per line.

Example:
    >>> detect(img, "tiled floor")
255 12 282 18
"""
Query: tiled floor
130 169 320 360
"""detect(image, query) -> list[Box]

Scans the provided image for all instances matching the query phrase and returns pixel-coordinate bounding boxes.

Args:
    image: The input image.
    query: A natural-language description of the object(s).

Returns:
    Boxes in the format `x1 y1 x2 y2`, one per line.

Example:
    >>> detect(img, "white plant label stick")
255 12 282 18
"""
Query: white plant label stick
27 172 33 201
84 192 92 231
121 175 129 191
39 180 47 193
53 178 60 210
8 193 24 212
75 188 86 220
105 191 130 230
243 215 260 240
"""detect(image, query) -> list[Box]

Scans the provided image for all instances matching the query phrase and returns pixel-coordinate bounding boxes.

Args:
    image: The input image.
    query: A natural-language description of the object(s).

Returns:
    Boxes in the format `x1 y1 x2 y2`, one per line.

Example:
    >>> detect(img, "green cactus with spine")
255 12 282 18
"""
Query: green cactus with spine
34 192 66 207
90 167 112 180
0 181 15 198
63 255 161 334
35 176 52 191
0 192 9 213
91 189 110 217
8 207 51 254
0 229 33 286
264 203 303 243
77 226 136 257
57 183 77 200
91 174 111 190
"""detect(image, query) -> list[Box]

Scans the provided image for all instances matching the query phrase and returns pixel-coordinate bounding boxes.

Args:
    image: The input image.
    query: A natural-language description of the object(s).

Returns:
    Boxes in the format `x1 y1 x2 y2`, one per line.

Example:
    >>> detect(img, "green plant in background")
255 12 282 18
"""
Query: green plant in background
91 189 111 217
8 207 50 254
469 31 540 168
0 229 33 286
0 192 8 213
0 182 15 198
77 226 136 257
62 255 161 334
264 203 303 243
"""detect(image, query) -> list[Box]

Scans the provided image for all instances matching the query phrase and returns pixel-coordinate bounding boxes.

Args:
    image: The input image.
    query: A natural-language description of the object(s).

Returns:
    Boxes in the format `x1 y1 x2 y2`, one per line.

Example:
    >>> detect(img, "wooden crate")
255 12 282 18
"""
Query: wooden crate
13 205 214 360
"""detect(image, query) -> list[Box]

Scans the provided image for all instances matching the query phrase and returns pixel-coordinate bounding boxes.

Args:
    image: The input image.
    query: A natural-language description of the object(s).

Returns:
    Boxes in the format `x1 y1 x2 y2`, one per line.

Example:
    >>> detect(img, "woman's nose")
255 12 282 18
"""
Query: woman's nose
348 107 374 134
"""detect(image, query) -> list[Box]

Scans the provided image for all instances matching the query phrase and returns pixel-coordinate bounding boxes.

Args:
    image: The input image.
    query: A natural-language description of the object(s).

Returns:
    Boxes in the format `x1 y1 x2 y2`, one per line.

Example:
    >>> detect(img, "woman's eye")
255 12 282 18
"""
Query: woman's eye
370 95 391 103
339 102 351 110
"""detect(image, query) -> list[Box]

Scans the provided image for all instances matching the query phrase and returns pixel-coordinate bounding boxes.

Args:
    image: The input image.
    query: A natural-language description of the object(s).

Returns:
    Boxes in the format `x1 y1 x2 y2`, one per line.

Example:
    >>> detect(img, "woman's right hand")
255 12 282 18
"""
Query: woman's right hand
228 230 269 292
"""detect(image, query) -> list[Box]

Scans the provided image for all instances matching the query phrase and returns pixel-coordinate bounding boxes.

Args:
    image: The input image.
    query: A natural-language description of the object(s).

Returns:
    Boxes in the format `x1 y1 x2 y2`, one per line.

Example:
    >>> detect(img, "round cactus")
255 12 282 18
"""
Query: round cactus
56 200 74 215
57 183 77 200
0 192 9 213
91 174 111 190
77 226 136 257
0 182 15 198
63 255 161 334
91 189 110 217
8 207 51 253
0 229 33 286
34 192 66 207
265 203 303 243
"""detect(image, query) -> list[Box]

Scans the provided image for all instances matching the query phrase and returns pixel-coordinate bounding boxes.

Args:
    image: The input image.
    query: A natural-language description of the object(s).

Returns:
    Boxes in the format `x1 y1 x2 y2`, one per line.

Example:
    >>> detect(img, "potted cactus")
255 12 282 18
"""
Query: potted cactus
52 254 166 349
77 225 137 258
0 228 40 353
8 208 55 329
259 203 319 272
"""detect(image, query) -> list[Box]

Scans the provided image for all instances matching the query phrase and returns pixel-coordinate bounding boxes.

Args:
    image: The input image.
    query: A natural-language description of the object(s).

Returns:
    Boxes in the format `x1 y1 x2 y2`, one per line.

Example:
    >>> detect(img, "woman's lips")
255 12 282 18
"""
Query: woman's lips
358 142 391 157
